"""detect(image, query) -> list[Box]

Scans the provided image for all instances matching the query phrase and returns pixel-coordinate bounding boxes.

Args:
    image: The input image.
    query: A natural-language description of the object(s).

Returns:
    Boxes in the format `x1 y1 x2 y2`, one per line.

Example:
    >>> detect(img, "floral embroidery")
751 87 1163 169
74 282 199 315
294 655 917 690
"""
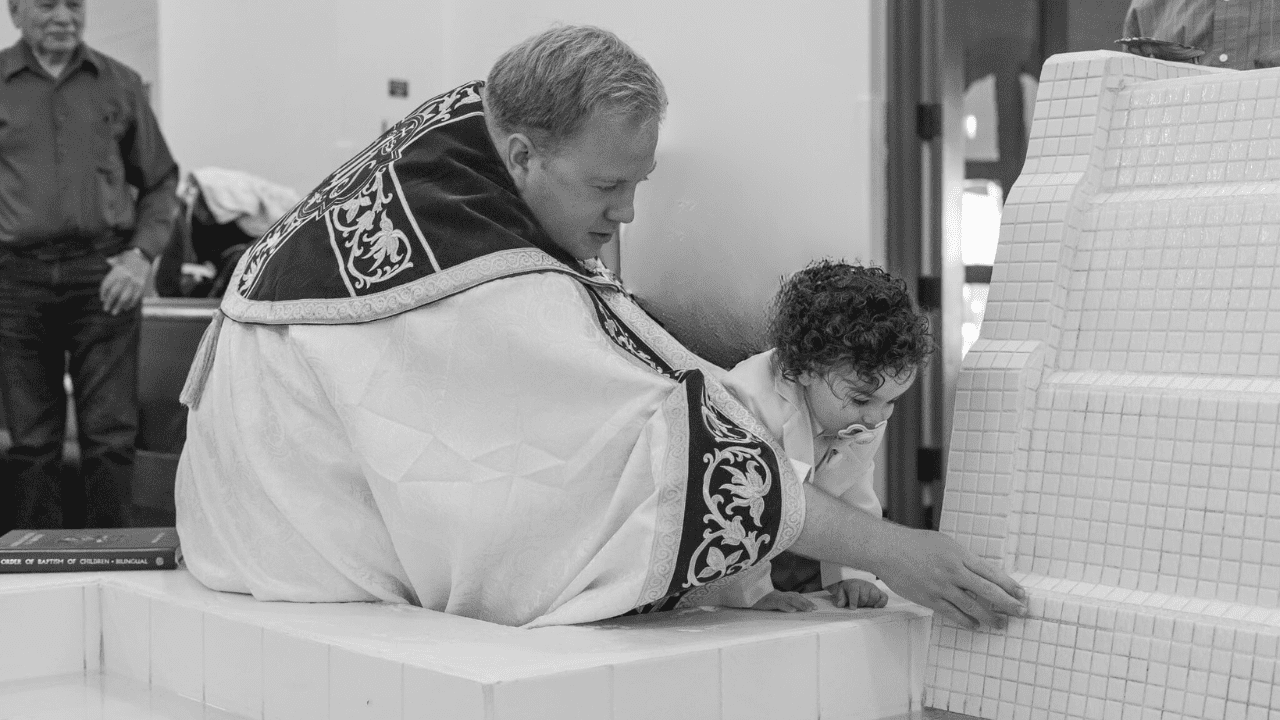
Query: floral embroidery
332 172 414 289
699 400 754 444
645 371 783 599
235 82 483 296
682 420 773 589
724 461 769 526
586 288 674 378
682 407 782 588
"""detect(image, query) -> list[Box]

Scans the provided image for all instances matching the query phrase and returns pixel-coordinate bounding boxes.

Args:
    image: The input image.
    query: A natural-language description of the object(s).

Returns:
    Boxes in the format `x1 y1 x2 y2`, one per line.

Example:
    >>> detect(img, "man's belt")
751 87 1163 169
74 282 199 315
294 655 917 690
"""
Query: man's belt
0 233 128 261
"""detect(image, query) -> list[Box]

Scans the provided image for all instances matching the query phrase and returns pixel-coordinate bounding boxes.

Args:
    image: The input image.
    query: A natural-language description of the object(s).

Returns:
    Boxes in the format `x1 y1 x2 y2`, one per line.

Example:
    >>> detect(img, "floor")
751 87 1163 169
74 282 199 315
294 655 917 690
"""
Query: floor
0 672 976 720
0 673 250 720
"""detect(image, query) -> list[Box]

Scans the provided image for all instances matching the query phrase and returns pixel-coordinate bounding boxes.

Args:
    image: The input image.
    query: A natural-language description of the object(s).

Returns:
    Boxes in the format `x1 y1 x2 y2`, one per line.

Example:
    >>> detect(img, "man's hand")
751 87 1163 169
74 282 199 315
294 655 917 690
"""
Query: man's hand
1257 49 1280 69
751 590 815 613
826 578 888 609
100 248 151 315
871 526 1027 630
791 484 1026 631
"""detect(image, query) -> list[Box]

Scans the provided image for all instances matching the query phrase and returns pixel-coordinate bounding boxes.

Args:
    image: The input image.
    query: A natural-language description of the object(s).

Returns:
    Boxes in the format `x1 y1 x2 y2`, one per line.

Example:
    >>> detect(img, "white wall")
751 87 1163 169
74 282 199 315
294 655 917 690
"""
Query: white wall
154 0 886 364
434 1 888 365
156 0 444 194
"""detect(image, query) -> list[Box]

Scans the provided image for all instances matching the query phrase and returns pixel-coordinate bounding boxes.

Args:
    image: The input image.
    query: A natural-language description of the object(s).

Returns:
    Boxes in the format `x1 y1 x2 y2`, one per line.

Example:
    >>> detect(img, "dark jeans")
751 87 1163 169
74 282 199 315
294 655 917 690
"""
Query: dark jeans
0 244 139 532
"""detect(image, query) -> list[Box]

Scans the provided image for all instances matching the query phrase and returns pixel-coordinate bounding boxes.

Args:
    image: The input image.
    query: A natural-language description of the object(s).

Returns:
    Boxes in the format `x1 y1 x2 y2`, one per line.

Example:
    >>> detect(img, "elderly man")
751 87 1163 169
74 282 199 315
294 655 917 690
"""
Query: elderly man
177 25 1026 628
0 0 178 533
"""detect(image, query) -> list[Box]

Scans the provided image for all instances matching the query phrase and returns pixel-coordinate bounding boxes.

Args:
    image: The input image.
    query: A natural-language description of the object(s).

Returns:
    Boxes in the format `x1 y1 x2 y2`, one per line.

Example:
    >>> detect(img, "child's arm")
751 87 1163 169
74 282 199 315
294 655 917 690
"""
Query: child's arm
827 577 888 609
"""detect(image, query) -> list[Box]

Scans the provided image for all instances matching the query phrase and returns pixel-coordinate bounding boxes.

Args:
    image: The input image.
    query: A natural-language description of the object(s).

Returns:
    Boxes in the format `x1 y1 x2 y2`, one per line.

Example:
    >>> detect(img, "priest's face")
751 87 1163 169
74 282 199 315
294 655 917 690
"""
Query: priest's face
515 112 658 261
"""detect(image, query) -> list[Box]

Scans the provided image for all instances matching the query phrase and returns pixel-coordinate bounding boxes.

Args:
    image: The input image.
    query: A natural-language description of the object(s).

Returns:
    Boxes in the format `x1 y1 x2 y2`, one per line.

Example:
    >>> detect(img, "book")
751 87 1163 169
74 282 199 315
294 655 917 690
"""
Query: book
0 527 181 573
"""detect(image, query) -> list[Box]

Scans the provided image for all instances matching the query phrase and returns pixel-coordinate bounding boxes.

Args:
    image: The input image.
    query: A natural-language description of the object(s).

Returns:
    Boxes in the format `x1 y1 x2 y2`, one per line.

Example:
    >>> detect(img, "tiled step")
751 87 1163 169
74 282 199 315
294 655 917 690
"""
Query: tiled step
930 575 1280 719
0 570 932 720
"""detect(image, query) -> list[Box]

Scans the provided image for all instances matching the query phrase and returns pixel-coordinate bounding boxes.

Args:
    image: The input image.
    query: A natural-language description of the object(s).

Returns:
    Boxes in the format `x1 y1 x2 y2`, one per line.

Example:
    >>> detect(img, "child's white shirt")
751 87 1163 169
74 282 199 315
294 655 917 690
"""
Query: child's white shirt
695 349 885 608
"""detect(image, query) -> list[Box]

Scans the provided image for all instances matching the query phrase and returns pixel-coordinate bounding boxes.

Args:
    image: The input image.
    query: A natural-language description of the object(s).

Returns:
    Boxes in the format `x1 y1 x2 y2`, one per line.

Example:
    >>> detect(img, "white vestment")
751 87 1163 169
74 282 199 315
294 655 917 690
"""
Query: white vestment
177 273 806 627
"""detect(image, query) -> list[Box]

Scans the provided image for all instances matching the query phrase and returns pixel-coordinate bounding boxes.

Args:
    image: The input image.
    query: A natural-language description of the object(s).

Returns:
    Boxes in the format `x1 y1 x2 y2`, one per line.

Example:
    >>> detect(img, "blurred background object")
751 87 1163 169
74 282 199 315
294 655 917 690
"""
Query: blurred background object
1121 0 1280 69
154 168 301 298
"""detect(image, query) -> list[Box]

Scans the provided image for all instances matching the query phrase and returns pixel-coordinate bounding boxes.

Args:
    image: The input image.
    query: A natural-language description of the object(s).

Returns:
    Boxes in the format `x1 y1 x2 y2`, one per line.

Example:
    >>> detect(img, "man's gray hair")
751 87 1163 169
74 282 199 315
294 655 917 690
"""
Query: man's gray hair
486 25 667 151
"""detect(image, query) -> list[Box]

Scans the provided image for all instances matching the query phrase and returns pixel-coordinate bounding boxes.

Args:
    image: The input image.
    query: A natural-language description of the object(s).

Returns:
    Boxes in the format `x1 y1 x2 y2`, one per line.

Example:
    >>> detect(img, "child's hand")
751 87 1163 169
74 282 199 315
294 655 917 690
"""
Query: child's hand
826 578 888 609
751 590 816 613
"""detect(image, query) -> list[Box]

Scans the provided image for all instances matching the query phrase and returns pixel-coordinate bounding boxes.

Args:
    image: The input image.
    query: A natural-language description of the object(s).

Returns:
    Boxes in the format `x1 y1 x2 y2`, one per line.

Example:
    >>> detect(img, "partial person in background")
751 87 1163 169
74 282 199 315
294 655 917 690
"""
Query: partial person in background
1123 0 1280 69
0 0 179 534
154 168 300 298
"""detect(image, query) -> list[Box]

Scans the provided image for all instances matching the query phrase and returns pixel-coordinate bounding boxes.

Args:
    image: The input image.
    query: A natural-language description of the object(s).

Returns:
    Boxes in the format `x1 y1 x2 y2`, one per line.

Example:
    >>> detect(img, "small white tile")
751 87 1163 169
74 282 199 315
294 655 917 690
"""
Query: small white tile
907 614 933 711
821 620 914 720
491 667 611 720
101 585 149 685
84 583 101 674
97 673 186 717
264 631 330 720
151 600 203 702
613 649 719 720
204 613 263 719
329 646 403 720
207 705 256 720
403 665 487 720
0 586 83 682
722 633 819 720
148 683 211 720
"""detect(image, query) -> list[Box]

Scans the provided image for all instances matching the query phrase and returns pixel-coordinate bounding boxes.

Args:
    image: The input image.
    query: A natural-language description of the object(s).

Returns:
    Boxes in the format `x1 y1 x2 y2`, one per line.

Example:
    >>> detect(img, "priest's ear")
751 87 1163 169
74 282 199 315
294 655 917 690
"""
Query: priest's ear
497 132 538 191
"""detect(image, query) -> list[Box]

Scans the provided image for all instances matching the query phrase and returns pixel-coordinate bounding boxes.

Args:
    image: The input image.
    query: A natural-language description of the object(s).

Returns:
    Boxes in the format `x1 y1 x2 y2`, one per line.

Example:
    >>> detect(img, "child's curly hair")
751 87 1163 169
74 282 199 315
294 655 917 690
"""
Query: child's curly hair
768 260 933 387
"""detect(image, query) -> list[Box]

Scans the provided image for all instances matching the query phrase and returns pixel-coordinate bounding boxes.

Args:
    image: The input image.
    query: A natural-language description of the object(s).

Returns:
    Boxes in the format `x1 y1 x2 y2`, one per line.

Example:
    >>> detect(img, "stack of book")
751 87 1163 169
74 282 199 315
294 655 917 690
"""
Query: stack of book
0 527 181 573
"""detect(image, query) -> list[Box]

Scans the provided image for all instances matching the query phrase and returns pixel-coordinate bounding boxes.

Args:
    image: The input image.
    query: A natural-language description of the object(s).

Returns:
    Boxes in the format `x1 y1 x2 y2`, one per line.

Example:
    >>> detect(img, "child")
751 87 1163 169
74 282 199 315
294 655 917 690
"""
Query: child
715 260 933 612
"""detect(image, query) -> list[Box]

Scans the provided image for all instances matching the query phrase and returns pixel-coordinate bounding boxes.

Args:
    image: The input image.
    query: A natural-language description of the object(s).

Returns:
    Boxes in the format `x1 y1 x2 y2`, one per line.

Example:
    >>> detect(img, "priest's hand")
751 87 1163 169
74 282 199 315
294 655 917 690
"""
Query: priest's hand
870 526 1027 630
789 484 1027 630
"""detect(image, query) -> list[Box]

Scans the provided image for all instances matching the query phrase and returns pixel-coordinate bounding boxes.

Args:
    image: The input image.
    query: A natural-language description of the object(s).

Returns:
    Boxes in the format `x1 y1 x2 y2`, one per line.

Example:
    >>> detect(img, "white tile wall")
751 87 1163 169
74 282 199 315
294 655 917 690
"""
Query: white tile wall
84 583 102 674
490 666 611 720
150 599 203 702
819 620 913 720
329 646 403 720
402 664 487 720
721 633 819 720
263 631 330 720
204 613 264 718
0 586 84 683
102 582 150 685
932 49 1280 719
612 649 720 720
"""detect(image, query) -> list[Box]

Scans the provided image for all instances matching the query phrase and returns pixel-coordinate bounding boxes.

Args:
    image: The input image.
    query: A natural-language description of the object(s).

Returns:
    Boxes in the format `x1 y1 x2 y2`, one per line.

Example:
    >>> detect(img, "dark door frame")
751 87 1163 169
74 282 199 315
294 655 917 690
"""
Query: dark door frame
883 0 965 529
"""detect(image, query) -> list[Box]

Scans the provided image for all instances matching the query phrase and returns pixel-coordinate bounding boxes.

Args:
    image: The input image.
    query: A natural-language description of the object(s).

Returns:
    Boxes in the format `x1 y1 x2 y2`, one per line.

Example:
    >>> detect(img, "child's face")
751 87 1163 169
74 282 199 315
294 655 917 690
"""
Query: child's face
798 366 918 439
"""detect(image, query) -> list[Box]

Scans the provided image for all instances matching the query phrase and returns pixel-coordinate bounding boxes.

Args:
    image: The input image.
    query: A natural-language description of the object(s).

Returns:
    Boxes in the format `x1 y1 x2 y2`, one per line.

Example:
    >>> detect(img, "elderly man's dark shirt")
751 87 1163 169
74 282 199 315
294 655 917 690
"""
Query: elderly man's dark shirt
1125 0 1280 70
0 41 177 256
